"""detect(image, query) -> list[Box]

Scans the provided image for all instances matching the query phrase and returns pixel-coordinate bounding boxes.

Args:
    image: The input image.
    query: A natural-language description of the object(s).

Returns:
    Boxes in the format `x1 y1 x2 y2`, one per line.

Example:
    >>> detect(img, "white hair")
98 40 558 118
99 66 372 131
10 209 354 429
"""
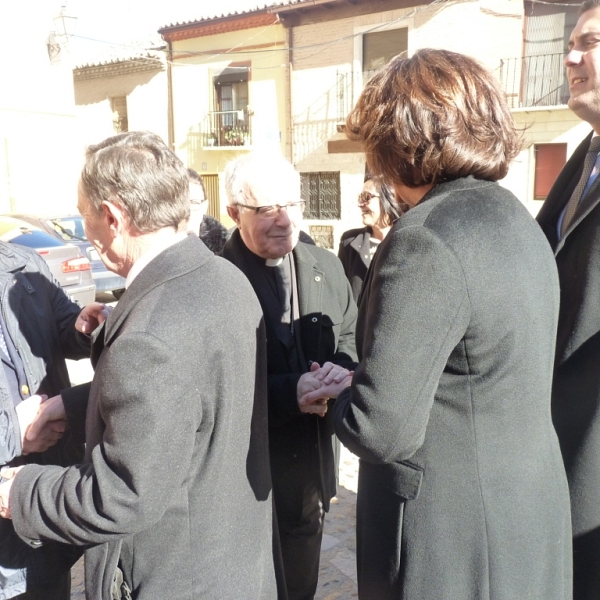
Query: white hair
224 152 301 207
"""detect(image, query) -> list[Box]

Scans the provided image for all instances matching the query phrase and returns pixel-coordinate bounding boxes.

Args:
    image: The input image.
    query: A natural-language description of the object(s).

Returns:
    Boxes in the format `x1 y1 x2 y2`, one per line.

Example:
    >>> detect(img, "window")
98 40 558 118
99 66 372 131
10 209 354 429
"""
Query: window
363 28 407 81
300 172 341 220
521 1 578 106
110 97 128 133
534 143 567 200
213 66 250 146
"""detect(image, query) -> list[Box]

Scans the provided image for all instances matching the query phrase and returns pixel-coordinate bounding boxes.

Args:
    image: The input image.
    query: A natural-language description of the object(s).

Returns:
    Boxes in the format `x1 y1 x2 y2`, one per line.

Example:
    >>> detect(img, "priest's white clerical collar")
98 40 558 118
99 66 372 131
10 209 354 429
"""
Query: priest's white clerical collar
265 257 284 267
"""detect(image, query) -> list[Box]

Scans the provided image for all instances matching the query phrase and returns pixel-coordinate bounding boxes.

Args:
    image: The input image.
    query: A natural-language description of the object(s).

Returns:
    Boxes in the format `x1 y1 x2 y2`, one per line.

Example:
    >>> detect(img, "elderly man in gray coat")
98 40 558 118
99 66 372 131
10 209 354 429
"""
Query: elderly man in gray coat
0 131 277 600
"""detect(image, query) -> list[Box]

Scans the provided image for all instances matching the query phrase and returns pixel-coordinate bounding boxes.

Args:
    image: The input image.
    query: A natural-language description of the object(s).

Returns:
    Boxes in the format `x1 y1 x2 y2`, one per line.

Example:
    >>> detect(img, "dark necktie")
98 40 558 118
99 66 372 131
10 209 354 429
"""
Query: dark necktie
561 136 600 238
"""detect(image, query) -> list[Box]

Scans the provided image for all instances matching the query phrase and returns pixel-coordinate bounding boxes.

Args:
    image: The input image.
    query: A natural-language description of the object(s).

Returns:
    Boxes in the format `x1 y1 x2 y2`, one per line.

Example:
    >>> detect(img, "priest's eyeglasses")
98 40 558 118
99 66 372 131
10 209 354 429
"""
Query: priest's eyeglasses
236 201 306 219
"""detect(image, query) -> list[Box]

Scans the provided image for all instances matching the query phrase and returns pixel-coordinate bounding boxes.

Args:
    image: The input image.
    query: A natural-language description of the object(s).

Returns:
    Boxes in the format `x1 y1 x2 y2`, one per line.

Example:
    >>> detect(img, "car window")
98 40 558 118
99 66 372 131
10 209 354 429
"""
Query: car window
8 230 64 248
49 218 87 241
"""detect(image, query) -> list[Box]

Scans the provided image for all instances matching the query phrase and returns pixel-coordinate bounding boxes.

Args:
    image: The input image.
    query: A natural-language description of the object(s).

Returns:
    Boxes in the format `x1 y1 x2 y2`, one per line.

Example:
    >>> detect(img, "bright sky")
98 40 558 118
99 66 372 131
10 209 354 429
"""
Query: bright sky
68 0 271 61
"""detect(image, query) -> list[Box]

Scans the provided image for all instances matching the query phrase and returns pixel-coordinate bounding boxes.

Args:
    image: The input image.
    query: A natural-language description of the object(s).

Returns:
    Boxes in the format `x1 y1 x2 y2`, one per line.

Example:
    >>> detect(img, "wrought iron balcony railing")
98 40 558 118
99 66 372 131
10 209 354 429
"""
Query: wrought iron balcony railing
202 110 252 148
335 54 568 120
335 69 388 123
499 53 569 108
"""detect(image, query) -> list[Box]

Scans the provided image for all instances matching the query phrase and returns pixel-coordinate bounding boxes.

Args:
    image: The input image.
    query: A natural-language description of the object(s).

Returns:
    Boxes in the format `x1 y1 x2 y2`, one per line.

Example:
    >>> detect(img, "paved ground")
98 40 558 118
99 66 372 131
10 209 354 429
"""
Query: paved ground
315 446 359 600
66 317 360 599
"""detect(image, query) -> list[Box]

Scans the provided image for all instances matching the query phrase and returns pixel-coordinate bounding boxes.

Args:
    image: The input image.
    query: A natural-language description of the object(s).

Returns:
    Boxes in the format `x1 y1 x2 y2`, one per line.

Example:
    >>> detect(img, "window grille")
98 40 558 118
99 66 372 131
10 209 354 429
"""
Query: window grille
300 172 341 220
309 225 334 250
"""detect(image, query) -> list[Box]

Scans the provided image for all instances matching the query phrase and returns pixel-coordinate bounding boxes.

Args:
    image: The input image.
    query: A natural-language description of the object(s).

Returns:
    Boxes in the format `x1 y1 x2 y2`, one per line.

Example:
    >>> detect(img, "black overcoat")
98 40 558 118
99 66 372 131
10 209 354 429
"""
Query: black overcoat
537 131 600 600
9 235 277 600
335 177 572 600
222 231 357 514
337 226 371 303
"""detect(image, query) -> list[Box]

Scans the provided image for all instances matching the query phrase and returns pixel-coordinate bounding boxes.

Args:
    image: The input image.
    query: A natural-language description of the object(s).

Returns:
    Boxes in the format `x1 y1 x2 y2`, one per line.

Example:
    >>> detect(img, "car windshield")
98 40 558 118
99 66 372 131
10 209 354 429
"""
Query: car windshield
49 217 87 242
9 230 64 248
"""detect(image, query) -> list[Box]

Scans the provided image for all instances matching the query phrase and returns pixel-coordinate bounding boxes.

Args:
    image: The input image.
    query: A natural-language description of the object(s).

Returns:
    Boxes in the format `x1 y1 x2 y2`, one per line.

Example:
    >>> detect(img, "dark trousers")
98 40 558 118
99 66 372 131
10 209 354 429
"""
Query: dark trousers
573 528 600 600
274 481 325 600
15 572 70 600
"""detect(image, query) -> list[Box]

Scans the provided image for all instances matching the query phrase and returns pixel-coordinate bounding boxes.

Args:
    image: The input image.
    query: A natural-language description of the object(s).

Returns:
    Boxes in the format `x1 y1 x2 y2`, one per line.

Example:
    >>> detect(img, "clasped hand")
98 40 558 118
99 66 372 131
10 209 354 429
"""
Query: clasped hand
0 394 68 519
297 362 353 417
16 394 68 455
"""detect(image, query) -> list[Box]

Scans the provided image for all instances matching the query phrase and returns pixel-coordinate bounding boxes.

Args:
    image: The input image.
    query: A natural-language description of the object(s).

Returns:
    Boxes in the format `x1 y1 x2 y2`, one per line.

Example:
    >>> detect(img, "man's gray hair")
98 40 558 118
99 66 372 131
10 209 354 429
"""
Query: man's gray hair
224 152 301 207
80 131 190 234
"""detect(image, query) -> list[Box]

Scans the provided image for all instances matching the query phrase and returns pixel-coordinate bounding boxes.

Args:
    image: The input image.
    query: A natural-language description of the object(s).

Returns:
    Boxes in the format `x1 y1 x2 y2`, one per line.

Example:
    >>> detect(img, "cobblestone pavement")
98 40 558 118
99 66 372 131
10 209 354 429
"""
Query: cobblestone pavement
315 446 359 600
67 349 359 599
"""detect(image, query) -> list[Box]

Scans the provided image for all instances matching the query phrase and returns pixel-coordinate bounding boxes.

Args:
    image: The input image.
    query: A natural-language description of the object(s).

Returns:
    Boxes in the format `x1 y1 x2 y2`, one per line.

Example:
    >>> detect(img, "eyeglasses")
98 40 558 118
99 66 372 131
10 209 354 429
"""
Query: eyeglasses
190 198 208 207
358 192 380 205
236 201 306 219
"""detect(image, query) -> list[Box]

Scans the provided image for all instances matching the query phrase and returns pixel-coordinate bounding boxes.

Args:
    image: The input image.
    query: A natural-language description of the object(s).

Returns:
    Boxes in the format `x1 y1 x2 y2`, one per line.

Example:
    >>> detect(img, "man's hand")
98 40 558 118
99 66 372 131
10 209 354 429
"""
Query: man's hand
0 466 24 519
299 374 352 407
299 361 353 412
297 363 328 416
311 361 353 385
76 302 111 334
16 394 68 455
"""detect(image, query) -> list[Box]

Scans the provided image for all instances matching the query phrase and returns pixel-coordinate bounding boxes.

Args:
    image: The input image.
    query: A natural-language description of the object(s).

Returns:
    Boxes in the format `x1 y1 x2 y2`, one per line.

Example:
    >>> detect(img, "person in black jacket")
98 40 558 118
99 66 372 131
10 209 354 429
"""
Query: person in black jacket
187 168 230 254
338 176 403 302
222 152 357 600
0 242 90 600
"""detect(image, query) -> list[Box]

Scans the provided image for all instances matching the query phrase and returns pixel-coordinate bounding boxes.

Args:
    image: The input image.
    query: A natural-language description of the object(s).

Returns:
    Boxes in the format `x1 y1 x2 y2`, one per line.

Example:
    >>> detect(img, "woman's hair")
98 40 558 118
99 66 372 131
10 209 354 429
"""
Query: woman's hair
364 174 404 227
346 49 521 188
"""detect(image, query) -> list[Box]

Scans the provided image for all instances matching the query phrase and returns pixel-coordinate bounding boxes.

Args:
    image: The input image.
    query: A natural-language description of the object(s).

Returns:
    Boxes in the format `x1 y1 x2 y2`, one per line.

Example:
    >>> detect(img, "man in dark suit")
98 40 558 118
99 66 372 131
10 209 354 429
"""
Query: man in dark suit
221 152 357 600
536 2 600 597
0 132 277 599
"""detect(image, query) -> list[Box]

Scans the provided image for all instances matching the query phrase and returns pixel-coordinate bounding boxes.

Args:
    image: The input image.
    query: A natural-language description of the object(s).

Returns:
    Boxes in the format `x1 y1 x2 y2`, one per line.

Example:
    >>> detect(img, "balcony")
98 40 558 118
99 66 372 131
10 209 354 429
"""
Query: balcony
335 70 382 123
499 53 569 109
201 109 252 148
336 55 568 117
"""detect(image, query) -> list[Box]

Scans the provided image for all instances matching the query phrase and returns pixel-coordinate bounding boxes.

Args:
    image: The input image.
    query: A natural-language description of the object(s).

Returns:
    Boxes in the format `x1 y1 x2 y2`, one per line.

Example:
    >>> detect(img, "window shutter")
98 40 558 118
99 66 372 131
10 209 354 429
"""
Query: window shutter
534 143 567 200
363 29 408 73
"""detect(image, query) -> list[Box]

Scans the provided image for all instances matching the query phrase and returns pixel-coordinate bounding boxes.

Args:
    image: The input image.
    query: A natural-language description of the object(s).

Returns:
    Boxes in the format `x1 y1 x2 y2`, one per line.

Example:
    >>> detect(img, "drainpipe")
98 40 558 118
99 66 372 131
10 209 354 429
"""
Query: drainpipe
166 38 175 150
284 19 294 164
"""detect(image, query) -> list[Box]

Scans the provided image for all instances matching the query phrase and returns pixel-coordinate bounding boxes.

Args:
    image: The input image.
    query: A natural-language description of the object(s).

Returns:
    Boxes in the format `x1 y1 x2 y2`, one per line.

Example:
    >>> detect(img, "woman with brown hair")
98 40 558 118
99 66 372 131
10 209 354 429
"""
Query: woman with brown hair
315 49 572 599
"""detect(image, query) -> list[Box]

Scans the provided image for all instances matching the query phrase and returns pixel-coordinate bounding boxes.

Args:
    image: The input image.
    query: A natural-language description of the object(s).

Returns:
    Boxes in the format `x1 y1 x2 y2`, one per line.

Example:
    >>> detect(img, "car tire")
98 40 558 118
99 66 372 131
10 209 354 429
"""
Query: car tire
112 288 126 300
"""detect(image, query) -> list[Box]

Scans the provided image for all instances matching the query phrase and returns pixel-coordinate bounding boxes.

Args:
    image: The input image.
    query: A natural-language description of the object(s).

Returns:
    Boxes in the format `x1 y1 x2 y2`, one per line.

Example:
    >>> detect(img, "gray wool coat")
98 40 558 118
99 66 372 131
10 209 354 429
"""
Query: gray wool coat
334 177 572 600
9 234 277 600
537 131 600 600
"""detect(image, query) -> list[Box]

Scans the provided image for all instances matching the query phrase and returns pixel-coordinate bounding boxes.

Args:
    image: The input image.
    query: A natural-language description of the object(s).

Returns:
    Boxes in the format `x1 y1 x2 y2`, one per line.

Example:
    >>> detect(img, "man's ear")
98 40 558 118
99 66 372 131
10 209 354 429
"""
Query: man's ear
100 201 127 239
226 205 241 228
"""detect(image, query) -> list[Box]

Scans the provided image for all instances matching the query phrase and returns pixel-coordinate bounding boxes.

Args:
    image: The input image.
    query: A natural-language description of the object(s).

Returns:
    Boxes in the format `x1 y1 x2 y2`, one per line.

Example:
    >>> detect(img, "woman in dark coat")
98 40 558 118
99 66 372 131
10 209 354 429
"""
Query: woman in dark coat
323 49 572 599
338 177 402 302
